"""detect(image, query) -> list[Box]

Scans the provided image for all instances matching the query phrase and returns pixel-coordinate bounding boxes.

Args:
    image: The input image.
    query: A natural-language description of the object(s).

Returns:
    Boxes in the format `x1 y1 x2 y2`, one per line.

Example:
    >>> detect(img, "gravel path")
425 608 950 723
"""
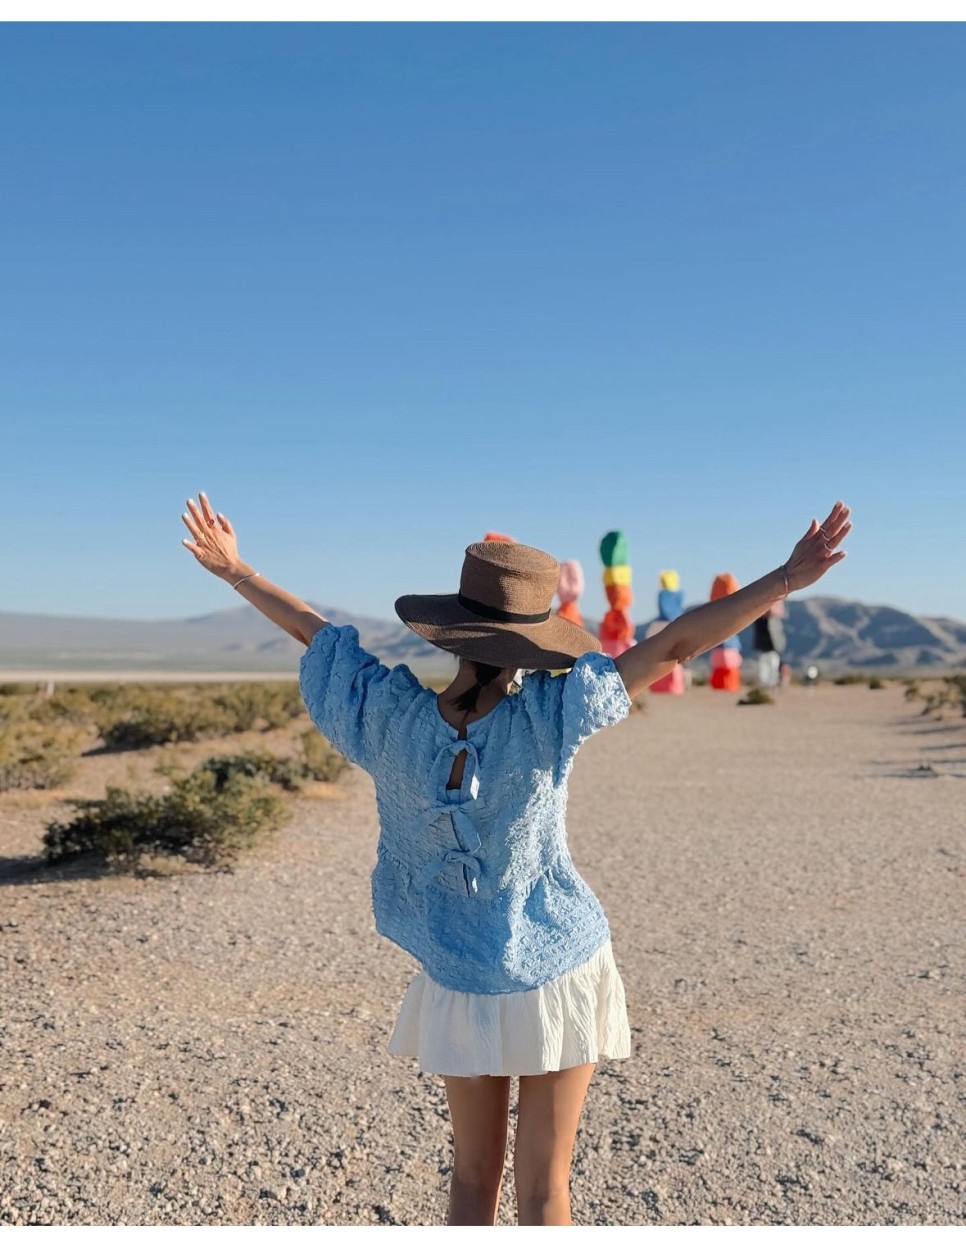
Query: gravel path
1 686 963 1225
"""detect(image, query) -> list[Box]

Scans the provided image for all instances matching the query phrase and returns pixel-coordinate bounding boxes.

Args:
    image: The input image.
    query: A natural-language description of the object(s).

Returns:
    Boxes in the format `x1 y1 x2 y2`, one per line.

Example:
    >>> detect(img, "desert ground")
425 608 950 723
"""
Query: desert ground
1 683 963 1226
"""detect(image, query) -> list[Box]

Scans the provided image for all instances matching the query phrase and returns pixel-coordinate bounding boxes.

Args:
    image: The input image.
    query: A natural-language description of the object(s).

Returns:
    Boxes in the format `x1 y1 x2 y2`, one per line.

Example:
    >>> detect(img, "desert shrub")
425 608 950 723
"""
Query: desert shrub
0 688 95 729
690 675 708 687
917 678 966 718
833 673 866 686
26 686 100 726
0 723 83 791
43 766 290 870
924 675 966 718
0 695 30 726
93 680 306 749
207 681 303 733
0 682 36 696
298 730 350 782
868 677 885 690
738 687 775 706
95 689 237 750
200 750 306 793
903 680 922 702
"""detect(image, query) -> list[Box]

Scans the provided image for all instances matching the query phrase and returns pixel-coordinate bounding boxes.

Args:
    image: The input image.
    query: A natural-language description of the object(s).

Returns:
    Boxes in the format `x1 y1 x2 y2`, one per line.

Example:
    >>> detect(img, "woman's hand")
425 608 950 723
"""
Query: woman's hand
181 491 244 581
784 501 852 593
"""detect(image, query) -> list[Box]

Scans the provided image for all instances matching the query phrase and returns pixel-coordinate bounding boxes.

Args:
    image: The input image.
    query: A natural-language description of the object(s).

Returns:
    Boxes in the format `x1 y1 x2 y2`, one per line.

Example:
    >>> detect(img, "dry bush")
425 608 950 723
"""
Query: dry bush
738 687 775 706
191 750 306 793
919 675 966 718
205 681 304 733
92 680 306 750
0 723 84 791
95 689 237 750
298 729 350 781
43 764 290 871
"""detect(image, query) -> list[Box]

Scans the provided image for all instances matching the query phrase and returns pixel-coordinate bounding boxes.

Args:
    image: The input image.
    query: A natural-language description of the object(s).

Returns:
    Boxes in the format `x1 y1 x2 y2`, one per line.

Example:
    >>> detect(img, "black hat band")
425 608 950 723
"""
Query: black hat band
456 593 551 626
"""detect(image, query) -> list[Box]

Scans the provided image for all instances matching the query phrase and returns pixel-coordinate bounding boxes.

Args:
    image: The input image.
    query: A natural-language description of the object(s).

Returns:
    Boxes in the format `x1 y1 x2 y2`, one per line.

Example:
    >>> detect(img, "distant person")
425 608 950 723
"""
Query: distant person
181 492 851 1226
753 598 787 688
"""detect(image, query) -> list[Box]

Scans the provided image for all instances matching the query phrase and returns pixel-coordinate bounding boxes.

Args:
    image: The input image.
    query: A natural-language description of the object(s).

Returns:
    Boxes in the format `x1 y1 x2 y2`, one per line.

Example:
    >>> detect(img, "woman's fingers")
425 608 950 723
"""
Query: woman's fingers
820 514 851 554
185 496 208 531
801 518 820 543
820 500 846 532
182 509 204 542
198 491 218 527
217 512 234 536
822 502 851 538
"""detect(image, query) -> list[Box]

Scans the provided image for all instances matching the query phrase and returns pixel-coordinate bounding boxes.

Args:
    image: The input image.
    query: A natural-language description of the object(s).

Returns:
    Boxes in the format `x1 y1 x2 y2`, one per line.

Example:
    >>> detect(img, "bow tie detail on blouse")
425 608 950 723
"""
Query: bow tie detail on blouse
419 739 483 896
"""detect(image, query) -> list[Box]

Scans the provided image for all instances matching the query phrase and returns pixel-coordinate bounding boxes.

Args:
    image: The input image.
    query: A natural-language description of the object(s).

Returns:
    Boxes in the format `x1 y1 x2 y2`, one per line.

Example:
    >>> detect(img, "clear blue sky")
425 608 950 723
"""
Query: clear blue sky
2 23 964 626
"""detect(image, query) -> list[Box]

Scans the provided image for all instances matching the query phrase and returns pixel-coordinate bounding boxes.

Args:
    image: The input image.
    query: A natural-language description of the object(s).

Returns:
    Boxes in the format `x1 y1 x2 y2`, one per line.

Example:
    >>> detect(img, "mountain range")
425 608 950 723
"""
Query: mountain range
1 597 964 677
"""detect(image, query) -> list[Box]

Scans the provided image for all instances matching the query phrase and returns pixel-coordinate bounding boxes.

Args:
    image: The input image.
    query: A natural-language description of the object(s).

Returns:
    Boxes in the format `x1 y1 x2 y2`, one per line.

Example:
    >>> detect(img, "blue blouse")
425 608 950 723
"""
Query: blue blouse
298 623 632 995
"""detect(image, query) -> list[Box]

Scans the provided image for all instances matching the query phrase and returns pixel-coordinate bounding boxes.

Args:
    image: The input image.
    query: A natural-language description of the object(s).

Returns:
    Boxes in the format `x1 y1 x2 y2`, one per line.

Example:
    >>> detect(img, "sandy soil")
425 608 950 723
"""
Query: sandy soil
1 685 963 1226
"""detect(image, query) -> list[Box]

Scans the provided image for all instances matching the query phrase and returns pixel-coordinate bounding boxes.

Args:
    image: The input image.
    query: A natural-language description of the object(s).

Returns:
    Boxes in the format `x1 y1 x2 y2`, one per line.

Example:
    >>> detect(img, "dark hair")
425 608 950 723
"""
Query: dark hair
453 661 503 713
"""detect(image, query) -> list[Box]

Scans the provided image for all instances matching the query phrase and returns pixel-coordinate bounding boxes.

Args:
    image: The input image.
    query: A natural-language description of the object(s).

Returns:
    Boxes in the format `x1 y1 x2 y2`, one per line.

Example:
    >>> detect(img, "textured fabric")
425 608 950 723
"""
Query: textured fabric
299 624 632 995
387 940 631 1076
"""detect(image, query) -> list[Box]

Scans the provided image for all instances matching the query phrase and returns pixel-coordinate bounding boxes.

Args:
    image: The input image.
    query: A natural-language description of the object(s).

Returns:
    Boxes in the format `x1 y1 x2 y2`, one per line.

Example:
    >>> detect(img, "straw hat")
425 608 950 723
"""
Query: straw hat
395 541 602 670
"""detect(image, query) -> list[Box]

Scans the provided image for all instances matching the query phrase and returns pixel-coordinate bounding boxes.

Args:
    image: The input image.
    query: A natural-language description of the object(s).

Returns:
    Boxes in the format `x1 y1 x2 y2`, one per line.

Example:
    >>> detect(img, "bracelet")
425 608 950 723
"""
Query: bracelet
232 572 259 590
780 564 789 597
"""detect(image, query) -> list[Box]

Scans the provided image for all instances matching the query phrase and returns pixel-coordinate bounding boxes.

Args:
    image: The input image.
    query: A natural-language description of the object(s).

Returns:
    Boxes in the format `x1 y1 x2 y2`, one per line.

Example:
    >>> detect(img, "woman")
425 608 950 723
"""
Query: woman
181 492 851 1225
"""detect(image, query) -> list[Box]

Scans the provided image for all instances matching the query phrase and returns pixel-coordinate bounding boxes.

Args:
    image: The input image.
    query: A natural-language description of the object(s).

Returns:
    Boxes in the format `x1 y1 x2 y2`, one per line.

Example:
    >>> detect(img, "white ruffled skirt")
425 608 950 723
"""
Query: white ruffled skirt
387 940 631 1077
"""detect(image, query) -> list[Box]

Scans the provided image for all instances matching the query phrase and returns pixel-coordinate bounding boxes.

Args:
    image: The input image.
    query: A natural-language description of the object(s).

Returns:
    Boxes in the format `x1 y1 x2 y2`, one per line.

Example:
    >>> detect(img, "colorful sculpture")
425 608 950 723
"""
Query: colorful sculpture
599 532 635 657
483 531 516 543
709 572 743 691
556 560 586 627
646 569 686 694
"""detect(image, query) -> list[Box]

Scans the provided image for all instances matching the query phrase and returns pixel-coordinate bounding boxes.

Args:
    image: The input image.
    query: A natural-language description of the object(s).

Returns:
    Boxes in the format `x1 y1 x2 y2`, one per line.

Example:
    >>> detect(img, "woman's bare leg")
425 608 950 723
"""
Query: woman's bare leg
514 1062 596 1226
443 1074 512 1225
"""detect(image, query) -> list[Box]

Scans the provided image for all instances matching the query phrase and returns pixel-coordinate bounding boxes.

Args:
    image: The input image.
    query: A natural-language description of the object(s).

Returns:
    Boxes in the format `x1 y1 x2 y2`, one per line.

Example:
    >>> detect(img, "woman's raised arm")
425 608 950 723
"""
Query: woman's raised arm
180 491 328 647
615 501 852 699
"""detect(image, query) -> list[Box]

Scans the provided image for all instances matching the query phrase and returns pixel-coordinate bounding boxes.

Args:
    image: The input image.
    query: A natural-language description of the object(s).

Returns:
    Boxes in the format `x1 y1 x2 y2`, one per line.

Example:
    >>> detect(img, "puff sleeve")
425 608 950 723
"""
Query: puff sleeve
298 623 420 772
521 650 632 781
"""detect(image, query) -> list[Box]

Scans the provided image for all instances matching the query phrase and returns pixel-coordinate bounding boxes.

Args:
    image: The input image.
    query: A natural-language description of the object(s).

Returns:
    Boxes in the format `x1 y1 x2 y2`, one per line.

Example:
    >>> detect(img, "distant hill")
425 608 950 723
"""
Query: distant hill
755 597 966 672
0 596 963 677
0 602 443 676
